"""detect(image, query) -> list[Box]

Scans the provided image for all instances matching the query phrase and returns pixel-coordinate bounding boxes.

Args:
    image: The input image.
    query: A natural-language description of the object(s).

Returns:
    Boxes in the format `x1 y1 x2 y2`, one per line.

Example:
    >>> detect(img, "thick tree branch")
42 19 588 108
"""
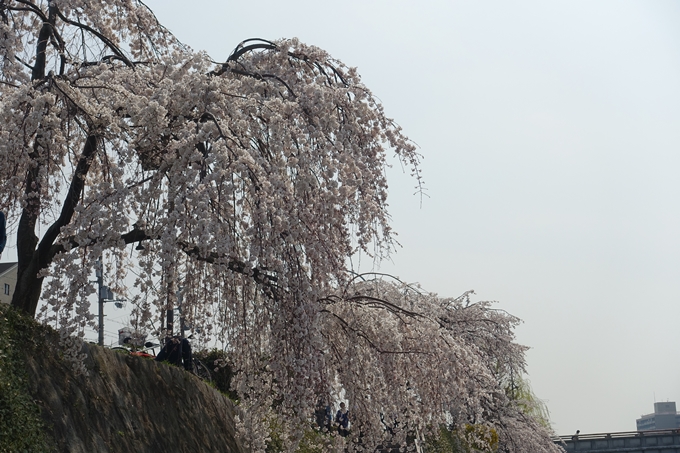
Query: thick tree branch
177 241 279 287
48 227 281 300
47 226 150 261
38 135 98 267
13 135 98 315
31 5 54 81
16 141 41 281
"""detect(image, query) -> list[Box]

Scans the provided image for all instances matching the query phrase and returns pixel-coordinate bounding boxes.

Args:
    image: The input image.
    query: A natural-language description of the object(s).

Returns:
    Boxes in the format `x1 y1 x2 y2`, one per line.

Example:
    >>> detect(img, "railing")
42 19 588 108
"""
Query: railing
555 429 680 442
554 429 680 452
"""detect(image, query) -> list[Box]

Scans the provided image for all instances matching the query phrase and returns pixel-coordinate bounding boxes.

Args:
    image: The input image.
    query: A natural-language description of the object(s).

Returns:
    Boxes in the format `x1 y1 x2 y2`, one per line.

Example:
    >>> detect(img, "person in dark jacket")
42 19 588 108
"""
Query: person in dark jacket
155 336 192 371
336 402 349 436
315 400 332 431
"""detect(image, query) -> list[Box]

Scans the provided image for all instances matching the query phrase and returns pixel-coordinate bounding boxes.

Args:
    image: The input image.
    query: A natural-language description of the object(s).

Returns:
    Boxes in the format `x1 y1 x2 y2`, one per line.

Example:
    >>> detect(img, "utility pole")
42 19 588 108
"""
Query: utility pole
95 257 119 346
164 264 179 338
177 286 185 339
96 257 104 346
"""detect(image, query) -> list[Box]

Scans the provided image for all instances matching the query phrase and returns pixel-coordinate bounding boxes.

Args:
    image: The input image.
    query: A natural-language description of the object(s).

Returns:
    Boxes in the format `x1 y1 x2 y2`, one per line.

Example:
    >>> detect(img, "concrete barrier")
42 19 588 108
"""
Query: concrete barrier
555 429 680 453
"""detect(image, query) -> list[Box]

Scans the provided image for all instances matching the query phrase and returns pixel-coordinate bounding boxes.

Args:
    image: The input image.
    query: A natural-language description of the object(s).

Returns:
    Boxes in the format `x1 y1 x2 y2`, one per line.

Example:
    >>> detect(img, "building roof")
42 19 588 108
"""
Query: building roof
0 262 17 277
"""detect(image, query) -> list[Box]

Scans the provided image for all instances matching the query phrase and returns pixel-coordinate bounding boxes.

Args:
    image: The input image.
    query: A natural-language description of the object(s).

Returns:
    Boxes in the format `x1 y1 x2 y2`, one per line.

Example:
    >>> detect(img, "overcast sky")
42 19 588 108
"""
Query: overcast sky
4 0 679 436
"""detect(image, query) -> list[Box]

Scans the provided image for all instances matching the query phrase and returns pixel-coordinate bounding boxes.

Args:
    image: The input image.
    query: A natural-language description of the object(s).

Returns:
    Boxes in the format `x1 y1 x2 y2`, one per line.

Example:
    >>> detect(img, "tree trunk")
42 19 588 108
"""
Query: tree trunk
11 259 45 316
10 3 54 316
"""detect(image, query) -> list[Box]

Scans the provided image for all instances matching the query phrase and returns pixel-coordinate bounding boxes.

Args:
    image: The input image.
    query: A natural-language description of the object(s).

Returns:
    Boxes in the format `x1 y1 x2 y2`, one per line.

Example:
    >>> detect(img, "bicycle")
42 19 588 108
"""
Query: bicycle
191 356 212 382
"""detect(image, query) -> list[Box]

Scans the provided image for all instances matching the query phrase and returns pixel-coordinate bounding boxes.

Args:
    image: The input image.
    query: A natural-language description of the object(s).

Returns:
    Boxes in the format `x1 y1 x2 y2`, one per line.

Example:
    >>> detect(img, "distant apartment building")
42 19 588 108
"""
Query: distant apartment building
637 402 680 431
0 262 17 305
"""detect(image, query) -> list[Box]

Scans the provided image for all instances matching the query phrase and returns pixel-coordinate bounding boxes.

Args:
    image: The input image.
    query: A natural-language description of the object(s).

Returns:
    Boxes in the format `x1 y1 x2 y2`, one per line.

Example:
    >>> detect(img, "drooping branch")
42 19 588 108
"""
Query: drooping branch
53 8 133 67
343 294 426 320
227 39 278 63
12 0 48 19
321 309 432 355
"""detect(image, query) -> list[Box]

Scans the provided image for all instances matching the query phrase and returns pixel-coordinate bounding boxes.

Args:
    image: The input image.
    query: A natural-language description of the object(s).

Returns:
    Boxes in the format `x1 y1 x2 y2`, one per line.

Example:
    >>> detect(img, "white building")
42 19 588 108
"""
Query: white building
0 262 17 305
637 402 680 431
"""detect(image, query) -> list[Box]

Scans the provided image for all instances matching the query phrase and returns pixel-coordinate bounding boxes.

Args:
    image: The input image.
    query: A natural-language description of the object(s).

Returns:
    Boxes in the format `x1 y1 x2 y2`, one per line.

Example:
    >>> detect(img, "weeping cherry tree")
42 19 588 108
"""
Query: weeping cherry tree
0 1 563 452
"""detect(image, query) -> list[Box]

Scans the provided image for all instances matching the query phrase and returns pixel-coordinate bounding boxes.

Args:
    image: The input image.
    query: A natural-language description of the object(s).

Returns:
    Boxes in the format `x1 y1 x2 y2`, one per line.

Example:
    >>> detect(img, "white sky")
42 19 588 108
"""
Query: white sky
3 0 679 436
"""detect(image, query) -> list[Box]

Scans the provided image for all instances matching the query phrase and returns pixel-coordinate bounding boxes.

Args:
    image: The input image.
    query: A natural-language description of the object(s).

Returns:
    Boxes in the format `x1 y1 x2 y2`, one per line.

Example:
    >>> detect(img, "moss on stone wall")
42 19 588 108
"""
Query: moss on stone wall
0 304 55 452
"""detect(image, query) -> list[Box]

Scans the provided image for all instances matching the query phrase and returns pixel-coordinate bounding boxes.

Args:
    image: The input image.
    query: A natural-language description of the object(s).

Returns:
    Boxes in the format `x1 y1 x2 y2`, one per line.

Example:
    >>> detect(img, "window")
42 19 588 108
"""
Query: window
3 284 9 295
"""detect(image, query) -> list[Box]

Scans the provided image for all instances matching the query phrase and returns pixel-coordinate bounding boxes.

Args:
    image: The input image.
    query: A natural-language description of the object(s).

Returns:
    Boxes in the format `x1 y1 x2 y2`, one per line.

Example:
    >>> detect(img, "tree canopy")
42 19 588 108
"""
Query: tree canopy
0 1 563 452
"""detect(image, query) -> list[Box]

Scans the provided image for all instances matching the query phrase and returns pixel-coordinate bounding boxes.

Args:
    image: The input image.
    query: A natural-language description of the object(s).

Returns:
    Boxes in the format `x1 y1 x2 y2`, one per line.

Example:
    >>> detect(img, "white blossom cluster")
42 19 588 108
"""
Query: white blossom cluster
0 2 562 452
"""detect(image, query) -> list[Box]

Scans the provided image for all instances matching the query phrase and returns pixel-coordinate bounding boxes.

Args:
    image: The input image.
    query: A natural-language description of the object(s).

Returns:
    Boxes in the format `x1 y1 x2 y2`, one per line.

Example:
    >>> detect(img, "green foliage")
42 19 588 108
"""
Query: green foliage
505 375 552 430
0 304 54 452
